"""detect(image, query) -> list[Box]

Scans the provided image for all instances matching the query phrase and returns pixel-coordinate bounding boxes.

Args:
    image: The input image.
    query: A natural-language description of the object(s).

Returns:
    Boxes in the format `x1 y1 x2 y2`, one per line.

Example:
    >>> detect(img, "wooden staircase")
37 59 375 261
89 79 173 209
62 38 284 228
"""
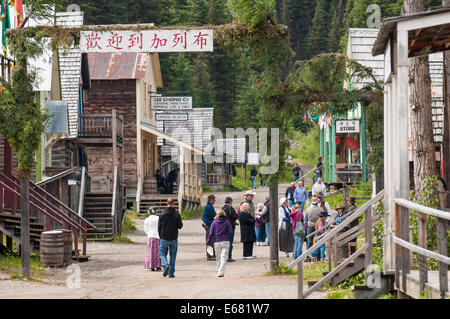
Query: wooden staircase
83 192 113 241
139 195 178 214
0 209 43 254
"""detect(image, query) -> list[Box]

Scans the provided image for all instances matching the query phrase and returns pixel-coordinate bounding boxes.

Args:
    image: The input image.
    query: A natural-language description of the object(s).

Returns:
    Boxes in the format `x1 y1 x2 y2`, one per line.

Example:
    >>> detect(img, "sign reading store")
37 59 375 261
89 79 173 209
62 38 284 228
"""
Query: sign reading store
151 96 193 110
335 120 360 134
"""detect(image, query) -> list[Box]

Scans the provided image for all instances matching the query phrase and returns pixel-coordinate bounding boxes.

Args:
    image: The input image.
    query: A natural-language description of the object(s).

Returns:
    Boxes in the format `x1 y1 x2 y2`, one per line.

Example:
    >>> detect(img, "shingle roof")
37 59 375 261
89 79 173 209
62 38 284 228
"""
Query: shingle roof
56 11 84 138
157 108 214 156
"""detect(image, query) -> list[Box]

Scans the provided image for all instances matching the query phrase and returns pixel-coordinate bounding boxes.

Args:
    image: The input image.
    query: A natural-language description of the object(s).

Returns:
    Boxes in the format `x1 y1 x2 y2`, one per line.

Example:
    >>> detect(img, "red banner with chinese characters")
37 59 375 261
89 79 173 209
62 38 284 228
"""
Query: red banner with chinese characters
80 30 214 53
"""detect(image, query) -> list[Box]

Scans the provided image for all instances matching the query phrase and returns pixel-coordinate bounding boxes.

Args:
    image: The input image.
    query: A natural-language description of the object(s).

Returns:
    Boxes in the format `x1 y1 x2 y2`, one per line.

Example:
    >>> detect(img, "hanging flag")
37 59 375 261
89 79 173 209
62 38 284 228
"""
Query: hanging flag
1 0 11 54
14 0 22 28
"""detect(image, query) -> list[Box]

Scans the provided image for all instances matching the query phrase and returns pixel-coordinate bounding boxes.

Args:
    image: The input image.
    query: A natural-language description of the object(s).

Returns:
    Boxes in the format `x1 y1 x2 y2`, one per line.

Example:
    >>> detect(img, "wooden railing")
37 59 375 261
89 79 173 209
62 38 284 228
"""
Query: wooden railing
111 166 126 237
0 172 97 258
393 198 449 298
289 190 385 299
78 110 123 142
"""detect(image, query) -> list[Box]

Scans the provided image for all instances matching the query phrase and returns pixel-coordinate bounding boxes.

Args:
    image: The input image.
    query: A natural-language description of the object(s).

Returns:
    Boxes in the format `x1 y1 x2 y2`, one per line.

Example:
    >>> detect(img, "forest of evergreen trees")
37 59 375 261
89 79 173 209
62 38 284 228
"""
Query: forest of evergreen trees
60 0 443 131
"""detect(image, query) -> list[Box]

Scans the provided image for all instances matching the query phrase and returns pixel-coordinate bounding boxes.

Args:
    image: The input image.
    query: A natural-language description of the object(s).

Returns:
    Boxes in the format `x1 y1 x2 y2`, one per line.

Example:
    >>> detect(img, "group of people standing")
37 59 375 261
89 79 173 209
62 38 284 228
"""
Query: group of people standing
201 190 271 277
142 176 360 279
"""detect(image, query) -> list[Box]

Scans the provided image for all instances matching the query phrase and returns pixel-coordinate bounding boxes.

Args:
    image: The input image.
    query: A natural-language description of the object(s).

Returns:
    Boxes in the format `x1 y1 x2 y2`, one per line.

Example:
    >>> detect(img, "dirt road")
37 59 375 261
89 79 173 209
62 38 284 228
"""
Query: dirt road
0 165 324 299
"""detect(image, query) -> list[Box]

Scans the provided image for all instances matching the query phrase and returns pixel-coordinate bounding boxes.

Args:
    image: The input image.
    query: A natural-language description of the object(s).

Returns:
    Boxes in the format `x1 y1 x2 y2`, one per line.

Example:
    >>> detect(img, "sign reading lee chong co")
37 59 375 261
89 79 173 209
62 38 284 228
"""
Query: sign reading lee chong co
151 96 193 110
80 30 213 53
336 120 360 133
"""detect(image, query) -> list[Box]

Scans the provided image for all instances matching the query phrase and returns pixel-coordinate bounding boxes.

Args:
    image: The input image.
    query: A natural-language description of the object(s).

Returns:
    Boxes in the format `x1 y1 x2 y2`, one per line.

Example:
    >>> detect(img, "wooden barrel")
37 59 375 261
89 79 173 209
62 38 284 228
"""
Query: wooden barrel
55 229 73 266
40 230 64 267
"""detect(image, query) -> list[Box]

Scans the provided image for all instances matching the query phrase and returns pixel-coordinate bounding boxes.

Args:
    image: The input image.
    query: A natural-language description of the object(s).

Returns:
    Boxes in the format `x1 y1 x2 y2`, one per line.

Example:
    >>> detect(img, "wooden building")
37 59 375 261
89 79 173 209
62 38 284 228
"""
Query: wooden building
372 6 450 299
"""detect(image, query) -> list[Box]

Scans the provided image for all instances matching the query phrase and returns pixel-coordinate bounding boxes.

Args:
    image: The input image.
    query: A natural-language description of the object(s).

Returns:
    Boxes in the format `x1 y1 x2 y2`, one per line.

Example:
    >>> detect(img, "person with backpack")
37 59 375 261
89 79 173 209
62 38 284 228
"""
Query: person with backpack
285 182 296 208
222 196 239 262
158 197 183 278
289 204 306 259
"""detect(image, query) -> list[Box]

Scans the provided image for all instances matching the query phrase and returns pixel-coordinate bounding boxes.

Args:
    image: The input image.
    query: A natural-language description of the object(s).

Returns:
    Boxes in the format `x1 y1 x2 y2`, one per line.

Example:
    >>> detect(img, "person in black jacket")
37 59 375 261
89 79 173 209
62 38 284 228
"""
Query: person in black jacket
222 196 239 262
239 202 256 259
158 197 183 278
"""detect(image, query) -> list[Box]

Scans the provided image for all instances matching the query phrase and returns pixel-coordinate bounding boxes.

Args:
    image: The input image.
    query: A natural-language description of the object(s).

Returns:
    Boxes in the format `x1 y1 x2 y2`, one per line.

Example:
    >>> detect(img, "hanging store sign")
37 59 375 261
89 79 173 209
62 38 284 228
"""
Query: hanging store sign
155 113 188 121
336 120 360 133
80 30 214 53
151 96 193 110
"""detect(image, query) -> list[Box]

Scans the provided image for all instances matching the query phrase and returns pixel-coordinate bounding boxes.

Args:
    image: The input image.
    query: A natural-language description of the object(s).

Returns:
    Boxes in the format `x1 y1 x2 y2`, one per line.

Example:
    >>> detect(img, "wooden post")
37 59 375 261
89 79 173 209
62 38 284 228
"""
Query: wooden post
269 183 279 271
400 206 410 293
436 218 448 298
343 186 349 211
365 206 373 279
417 211 428 295
394 204 402 289
112 109 118 176
4 138 12 209
297 261 303 299
20 177 30 278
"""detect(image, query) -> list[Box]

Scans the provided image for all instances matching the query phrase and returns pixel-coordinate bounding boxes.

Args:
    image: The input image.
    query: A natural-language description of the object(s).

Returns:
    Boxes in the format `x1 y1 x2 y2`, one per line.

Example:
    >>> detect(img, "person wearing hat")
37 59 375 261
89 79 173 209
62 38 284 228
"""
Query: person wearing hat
144 207 162 271
278 197 294 257
315 191 332 222
202 194 217 261
240 190 256 218
310 211 328 261
332 204 347 227
304 196 322 251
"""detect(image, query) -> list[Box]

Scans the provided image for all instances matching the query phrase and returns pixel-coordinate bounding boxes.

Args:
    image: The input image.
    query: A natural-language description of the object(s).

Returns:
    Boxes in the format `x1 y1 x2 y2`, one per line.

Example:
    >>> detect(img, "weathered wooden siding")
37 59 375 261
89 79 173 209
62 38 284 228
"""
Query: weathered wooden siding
0 134 36 181
83 79 137 193
85 145 123 192
51 140 77 168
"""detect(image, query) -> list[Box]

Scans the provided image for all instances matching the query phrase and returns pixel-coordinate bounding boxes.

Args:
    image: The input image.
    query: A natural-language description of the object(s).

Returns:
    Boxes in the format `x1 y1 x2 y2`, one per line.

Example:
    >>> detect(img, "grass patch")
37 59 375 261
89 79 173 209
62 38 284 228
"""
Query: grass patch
0 254 47 280
265 262 298 276
112 236 134 243
326 289 354 299
202 185 213 193
303 260 329 282
121 213 137 233
181 207 204 220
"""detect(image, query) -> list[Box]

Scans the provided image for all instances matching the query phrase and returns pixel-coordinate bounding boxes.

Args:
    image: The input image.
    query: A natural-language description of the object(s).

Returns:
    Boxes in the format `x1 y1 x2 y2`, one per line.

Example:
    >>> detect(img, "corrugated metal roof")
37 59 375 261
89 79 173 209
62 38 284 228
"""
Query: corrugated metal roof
157 108 214 156
88 53 147 80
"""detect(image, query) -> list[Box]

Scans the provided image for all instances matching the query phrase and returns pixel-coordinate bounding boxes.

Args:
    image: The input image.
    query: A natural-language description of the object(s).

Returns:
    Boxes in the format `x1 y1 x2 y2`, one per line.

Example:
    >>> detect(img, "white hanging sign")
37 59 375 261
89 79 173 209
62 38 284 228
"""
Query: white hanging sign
151 96 192 110
80 30 214 53
336 120 360 133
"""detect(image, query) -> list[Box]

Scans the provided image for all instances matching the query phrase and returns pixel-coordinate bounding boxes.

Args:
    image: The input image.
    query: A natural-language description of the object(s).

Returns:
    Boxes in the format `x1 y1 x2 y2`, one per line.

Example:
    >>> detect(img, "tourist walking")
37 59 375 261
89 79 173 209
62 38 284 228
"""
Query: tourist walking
206 209 233 277
259 171 265 187
289 204 306 259
250 166 258 189
202 194 217 261
260 197 270 245
312 177 327 198
293 163 301 181
278 197 294 257
158 197 183 278
144 208 162 271
239 203 256 259
285 182 296 208
255 203 266 246
315 157 323 180
222 196 239 262
293 180 308 212
304 196 322 251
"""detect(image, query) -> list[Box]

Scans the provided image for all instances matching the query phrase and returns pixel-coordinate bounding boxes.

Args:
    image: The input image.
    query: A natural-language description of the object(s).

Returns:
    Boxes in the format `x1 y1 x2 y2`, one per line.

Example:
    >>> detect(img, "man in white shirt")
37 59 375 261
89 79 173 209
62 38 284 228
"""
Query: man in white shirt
312 177 327 198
